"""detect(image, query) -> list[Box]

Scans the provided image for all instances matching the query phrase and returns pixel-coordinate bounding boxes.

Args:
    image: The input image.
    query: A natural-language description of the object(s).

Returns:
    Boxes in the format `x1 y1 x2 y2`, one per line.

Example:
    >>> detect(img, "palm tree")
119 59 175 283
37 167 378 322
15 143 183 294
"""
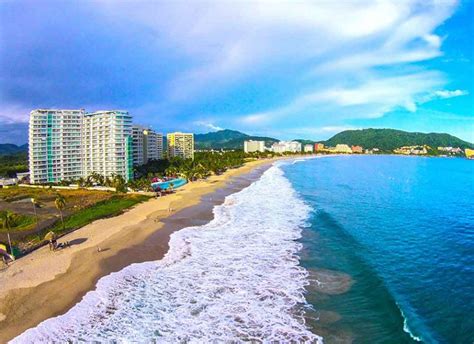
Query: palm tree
54 193 66 229
30 197 40 238
0 211 14 256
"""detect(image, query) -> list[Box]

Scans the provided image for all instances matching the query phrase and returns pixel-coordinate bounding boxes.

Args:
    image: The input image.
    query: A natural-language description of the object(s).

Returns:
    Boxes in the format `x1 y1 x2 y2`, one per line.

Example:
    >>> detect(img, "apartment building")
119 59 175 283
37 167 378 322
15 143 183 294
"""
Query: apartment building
29 109 84 184
167 132 194 159
244 140 265 153
29 109 134 184
304 144 314 153
132 125 164 165
82 111 134 181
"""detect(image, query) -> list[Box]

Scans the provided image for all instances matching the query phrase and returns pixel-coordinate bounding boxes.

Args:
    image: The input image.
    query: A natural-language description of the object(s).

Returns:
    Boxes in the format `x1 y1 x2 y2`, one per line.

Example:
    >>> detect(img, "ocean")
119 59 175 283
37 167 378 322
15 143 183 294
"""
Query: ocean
282 155 474 343
12 155 473 343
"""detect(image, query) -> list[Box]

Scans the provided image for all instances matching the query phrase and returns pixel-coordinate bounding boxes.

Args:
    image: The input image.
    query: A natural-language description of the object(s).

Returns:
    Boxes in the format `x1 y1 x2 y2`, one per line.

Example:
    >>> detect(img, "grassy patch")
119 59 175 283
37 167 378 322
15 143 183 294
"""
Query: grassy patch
51 194 150 234
0 212 36 232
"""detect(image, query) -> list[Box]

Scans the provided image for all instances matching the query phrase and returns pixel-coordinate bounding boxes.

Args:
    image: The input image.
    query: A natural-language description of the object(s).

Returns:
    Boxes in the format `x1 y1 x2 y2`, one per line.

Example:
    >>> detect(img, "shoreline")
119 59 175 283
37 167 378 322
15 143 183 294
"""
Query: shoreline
0 159 275 343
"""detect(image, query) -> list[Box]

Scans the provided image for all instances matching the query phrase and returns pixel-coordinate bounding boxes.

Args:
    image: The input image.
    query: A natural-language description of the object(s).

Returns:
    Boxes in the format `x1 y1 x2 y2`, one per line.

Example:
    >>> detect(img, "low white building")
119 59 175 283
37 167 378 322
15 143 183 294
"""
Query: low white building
16 172 30 182
244 140 265 153
272 141 302 153
0 178 17 187
304 144 314 153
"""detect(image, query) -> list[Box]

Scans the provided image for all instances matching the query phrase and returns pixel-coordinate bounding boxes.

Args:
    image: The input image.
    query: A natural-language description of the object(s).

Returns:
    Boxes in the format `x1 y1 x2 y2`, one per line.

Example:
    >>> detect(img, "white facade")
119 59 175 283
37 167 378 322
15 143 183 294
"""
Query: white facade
244 140 265 153
29 109 84 184
271 141 302 153
132 125 164 165
82 111 133 181
29 109 134 184
304 144 314 153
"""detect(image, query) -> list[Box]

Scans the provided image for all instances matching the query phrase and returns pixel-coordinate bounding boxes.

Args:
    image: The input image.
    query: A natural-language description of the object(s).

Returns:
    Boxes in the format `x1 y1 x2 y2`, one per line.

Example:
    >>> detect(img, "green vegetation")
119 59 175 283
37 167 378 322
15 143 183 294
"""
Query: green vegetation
0 186 149 254
0 151 28 177
0 210 35 232
130 151 250 190
195 129 278 150
324 128 474 151
51 194 149 233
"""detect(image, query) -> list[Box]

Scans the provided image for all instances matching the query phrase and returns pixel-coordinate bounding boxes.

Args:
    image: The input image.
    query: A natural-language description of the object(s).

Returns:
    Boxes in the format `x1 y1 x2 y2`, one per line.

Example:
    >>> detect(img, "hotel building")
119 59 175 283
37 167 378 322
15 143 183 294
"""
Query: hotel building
244 140 265 153
29 109 84 184
29 109 134 184
304 144 314 153
271 141 302 153
82 111 133 181
167 132 194 159
132 125 164 165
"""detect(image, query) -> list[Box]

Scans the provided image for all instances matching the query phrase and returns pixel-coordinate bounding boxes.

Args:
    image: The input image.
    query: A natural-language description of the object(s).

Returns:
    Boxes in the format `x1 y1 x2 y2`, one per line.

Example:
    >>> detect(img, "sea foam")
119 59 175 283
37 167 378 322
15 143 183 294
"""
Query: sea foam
12 164 321 343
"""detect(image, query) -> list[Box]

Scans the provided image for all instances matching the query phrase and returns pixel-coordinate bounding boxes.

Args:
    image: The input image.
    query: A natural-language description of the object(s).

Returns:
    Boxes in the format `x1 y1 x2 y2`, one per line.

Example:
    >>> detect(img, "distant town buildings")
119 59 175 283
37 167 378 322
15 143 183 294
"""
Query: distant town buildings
244 140 265 153
332 144 353 154
167 132 195 159
351 145 363 154
314 143 325 151
271 141 302 153
438 147 463 155
465 148 474 159
132 125 164 165
304 144 314 153
364 148 380 154
29 109 134 184
393 145 428 155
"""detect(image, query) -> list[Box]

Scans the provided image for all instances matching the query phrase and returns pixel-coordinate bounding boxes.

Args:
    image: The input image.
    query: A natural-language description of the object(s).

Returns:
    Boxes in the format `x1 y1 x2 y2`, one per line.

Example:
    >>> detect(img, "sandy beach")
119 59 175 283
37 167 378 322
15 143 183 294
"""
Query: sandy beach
0 159 275 343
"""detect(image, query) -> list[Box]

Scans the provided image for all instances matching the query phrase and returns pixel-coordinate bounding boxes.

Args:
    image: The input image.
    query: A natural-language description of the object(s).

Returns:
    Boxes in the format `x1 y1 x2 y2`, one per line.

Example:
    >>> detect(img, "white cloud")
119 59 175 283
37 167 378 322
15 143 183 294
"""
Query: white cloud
0 105 30 124
433 90 468 99
2 0 460 138
194 121 223 132
94 0 457 101
239 71 445 124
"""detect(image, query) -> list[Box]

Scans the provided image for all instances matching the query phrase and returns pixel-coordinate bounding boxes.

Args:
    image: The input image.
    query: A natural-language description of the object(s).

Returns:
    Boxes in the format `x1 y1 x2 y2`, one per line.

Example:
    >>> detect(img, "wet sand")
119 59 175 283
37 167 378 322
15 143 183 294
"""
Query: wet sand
0 159 274 343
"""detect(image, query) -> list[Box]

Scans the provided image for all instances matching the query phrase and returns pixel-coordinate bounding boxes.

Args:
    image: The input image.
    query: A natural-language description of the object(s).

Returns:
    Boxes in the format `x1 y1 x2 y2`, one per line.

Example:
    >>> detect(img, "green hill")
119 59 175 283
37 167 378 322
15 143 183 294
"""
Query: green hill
324 129 473 151
195 129 278 150
0 143 28 156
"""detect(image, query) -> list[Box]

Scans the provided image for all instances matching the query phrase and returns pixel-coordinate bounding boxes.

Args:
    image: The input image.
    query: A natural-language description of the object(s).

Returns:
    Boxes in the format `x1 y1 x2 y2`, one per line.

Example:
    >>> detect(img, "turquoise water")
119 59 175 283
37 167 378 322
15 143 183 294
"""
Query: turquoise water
282 156 474 343
151 178 187 191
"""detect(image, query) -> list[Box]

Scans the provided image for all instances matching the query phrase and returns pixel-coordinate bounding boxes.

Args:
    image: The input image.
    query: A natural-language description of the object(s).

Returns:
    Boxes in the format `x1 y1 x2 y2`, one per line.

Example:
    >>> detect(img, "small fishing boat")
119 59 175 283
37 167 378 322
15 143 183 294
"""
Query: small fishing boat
151 178 187 191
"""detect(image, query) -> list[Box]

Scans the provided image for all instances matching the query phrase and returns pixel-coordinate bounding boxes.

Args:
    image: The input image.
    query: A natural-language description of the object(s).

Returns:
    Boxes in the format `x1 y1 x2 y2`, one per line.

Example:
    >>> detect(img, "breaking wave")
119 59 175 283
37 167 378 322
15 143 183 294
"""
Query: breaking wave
12 164 321 343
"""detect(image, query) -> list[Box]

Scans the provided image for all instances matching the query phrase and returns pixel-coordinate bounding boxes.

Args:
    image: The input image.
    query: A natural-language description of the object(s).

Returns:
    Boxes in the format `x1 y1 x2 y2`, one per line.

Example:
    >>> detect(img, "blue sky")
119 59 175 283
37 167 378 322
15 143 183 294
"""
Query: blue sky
0 0 472 144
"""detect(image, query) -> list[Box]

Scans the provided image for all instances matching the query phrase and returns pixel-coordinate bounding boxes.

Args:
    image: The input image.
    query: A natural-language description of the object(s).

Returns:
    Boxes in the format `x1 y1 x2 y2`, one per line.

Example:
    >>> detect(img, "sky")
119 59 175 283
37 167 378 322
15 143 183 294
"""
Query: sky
0 0 473 145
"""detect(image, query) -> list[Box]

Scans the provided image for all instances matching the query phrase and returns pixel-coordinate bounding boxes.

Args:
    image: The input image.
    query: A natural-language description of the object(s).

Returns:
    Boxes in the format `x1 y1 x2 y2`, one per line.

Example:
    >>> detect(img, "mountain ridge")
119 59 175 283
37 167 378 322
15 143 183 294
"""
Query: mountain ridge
324 128 474 151
0 143 28 156
1 129 472 153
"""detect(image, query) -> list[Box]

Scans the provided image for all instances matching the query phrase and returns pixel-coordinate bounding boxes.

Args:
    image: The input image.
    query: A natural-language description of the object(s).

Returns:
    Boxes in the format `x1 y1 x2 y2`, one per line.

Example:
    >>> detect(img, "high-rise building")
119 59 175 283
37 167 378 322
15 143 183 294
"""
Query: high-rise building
146 129 164 161
132 125 164 165
29 109 134 184
82 111 133 181
244 140 265 153
29 109 84 184
167 132 194 159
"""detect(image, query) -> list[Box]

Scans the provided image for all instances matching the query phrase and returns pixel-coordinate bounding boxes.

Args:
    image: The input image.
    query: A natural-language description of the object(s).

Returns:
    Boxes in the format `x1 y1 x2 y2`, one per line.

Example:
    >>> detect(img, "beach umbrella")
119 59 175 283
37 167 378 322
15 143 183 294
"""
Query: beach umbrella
44 231 56 242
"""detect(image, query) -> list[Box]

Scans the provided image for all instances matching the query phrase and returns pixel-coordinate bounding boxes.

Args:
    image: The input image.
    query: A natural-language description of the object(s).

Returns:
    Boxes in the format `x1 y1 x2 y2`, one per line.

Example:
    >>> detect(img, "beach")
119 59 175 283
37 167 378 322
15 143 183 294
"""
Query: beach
0 159 274 343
